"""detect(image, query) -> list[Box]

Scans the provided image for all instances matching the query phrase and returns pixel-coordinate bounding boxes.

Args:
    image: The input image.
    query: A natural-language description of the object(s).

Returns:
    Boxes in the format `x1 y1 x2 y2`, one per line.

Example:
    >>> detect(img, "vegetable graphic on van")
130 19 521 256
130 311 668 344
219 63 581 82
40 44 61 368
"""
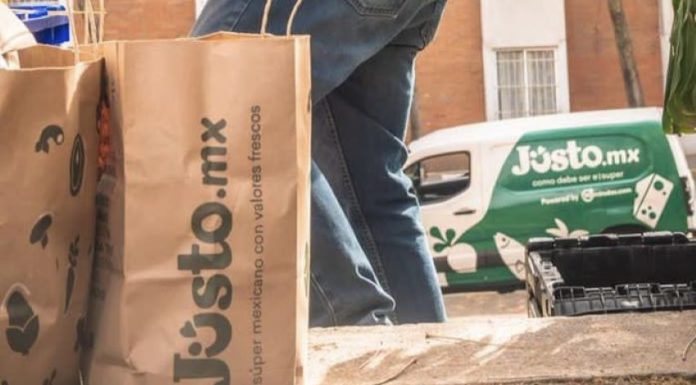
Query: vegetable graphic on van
545 218 588 238
430 227 458 253
406 109 696 289
429 218 586 282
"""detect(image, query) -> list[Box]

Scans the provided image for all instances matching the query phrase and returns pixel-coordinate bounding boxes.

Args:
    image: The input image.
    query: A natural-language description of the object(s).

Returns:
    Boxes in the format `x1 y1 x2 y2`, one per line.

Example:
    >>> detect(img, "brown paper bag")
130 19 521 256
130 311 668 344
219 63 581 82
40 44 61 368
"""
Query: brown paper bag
84 32 312 385
0 46 101 385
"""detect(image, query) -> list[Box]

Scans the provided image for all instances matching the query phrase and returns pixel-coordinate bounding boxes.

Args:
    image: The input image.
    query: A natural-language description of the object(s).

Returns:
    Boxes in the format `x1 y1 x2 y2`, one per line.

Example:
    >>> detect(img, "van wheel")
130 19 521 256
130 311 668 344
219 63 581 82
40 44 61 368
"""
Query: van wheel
601 225 649 235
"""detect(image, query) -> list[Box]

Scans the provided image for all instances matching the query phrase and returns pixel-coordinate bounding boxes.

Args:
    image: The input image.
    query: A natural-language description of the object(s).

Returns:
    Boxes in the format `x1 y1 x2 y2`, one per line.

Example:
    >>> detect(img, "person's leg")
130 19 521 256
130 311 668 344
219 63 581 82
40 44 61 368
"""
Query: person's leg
313 2 447 324
309 162 395 327
192 0 447 324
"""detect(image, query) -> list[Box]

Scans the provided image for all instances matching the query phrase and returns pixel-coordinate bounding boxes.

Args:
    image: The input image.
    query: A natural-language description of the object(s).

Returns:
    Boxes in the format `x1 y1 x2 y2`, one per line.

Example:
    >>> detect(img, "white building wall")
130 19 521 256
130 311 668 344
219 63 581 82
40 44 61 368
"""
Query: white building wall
659 0 673 88
480 0 570 120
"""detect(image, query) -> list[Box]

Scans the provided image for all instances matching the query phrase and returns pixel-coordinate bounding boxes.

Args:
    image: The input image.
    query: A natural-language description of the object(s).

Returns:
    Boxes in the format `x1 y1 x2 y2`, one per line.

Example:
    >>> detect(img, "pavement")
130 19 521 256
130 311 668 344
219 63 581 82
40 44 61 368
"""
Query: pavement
443 290 527 318
307 291 696 384
308 311 696 385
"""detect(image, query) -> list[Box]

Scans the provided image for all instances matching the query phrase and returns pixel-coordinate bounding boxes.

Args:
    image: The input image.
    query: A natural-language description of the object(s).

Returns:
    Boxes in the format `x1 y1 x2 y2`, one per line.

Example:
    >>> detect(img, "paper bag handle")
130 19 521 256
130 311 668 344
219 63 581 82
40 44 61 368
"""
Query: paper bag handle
65 0 80 61
261 0 305 36
64 0 104 61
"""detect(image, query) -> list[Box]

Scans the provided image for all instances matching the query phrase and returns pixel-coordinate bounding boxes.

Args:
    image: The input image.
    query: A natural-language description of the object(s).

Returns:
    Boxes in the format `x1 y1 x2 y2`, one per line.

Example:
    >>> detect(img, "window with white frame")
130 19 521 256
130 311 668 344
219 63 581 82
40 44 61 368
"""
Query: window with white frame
496 48 558 120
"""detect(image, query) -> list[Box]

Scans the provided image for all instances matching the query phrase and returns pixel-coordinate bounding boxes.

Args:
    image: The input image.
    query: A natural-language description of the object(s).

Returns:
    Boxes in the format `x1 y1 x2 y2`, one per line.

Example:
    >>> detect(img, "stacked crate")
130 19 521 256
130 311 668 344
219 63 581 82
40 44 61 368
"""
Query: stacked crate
526 232 696 317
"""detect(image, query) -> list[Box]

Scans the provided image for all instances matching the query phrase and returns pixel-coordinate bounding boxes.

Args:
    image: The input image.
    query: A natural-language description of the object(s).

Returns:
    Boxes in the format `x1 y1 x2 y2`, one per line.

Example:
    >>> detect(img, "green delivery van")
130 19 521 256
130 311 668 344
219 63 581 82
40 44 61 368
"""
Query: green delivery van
405 108 696 289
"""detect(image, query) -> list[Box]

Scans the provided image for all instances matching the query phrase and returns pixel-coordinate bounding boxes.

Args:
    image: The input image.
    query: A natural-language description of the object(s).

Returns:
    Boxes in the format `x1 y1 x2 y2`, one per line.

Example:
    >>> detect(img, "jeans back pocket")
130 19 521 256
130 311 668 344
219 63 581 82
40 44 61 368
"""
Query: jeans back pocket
345 0 407 17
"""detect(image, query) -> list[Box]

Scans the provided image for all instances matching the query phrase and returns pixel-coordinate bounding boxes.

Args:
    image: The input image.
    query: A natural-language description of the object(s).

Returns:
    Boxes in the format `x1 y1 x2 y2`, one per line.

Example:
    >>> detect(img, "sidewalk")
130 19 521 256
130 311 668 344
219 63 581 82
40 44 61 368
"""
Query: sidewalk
308 312 696 384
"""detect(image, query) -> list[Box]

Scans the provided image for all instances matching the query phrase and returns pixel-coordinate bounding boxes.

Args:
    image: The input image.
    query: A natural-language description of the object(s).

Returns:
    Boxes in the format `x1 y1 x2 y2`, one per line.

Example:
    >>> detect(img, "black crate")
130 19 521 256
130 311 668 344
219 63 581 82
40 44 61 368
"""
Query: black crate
526 232 696 317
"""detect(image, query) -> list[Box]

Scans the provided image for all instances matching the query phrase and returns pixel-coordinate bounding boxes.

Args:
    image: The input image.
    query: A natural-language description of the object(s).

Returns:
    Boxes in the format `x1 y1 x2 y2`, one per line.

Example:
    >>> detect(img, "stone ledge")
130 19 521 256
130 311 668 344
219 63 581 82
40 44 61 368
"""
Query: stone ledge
308 312 696 385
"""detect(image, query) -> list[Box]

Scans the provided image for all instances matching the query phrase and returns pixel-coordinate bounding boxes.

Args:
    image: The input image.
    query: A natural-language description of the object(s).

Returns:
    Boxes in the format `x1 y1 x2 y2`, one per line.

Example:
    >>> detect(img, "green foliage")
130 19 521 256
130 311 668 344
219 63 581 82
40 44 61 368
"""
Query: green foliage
664 0 696 134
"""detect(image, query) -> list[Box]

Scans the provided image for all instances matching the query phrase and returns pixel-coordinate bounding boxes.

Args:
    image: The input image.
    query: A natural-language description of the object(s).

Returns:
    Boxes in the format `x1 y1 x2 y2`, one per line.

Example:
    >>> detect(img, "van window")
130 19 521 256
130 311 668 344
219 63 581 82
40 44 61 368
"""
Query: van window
406 152 471 204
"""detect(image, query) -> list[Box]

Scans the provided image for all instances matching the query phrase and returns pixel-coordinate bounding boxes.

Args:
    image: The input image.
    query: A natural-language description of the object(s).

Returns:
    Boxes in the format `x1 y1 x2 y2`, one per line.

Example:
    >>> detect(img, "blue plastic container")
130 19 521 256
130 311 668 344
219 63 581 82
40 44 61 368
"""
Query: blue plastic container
10 4 70 46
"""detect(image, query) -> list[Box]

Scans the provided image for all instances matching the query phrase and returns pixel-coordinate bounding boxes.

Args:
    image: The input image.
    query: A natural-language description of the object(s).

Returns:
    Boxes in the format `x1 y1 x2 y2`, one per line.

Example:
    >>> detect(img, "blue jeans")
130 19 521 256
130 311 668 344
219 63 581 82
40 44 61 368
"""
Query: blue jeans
192 0 447 326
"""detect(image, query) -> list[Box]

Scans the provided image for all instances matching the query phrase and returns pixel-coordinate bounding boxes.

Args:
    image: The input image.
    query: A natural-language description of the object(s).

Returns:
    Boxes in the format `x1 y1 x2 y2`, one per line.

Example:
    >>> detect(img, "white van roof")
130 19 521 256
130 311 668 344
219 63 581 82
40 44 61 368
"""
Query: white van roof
409 108 662 154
